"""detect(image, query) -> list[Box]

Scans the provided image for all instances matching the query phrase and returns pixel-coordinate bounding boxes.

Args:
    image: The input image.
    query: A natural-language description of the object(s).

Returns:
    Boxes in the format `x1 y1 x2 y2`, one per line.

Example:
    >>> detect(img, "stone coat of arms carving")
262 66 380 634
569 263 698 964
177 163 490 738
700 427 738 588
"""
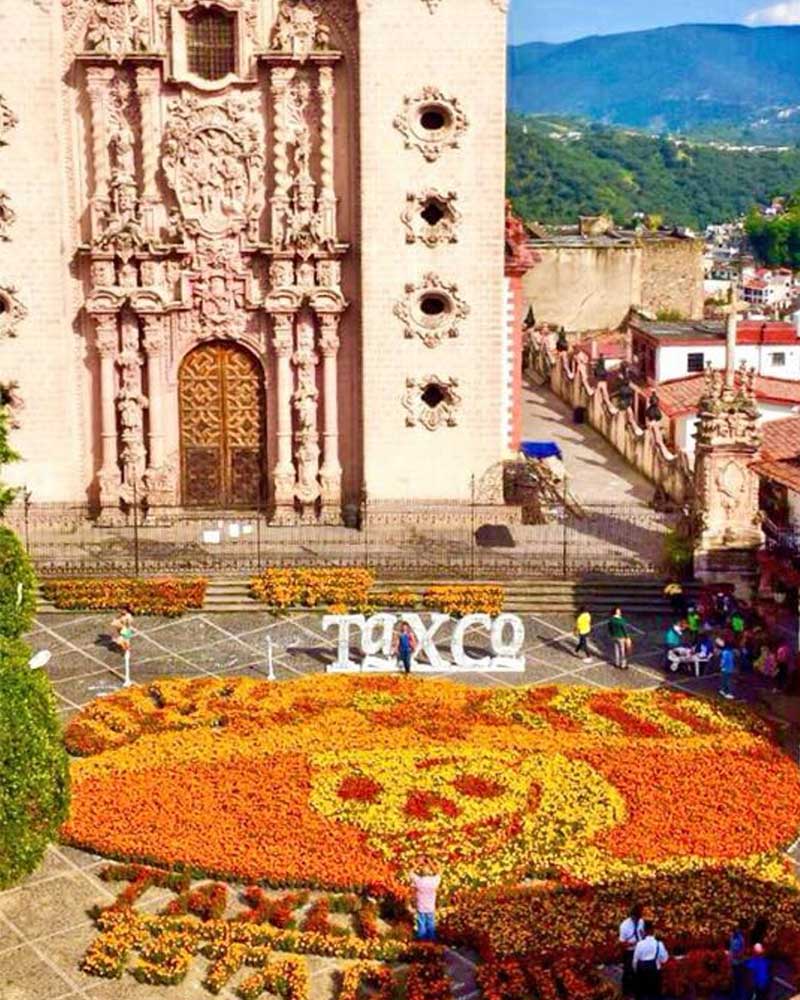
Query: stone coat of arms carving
162 94 265 239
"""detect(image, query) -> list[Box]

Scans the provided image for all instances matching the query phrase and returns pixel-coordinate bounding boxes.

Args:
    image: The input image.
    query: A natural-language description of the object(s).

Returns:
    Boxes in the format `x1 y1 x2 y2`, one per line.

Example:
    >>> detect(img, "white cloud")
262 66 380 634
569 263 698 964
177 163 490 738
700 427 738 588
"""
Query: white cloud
745 2 800 25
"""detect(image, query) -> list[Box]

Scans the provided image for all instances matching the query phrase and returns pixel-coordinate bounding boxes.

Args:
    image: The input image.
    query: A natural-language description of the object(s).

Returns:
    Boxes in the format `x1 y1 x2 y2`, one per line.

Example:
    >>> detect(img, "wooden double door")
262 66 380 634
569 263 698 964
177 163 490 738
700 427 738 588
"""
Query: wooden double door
179 342 266 508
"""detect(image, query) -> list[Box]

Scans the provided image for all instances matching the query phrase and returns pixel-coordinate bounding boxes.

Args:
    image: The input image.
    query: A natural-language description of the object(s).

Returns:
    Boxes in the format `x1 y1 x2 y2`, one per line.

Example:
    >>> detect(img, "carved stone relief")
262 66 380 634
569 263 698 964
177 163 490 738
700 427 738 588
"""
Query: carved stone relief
402 375 461 430
271 0 331 60
394 273 470 348
162 93 265 239
0 193 16 242
393 87 468 161
84 0 150 55
0 287 27 338
0 97 17 144
402 189 460 246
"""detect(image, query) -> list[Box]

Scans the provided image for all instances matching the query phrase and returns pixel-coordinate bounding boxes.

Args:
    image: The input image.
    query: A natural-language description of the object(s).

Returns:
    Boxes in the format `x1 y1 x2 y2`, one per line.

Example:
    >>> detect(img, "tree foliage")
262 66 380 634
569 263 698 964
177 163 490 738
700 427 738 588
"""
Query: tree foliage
0 525 37 639
0 637 70 888
507 116 800 230
745 203 800 267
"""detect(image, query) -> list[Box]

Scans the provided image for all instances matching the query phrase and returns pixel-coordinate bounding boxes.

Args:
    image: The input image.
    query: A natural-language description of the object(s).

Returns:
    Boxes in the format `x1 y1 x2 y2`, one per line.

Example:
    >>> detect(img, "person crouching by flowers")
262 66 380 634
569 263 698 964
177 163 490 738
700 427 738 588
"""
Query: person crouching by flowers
410 859 441 942
619 902 645 998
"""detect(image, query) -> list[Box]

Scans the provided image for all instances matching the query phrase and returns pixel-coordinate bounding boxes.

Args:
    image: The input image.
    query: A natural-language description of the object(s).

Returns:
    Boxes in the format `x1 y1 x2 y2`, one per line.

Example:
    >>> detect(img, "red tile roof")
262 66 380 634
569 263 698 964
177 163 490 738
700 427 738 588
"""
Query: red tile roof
657 373 800 417
761 416 800 461
752 458 800 494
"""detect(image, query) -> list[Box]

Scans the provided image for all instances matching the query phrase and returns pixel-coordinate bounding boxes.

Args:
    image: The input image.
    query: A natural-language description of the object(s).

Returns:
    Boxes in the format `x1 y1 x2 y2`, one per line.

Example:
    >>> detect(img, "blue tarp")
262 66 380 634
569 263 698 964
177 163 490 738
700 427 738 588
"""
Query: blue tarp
521 441 563 461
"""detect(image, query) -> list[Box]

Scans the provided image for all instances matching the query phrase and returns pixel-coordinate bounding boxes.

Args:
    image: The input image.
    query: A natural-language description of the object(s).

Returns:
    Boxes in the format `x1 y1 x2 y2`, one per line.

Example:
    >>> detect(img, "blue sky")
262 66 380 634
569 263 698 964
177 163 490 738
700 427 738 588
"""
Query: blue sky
508 0 800 43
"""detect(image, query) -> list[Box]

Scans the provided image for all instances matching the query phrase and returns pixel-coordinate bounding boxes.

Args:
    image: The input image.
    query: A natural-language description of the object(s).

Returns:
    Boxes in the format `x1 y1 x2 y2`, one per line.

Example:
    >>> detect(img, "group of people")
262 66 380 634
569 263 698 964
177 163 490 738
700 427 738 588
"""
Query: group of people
574 605 633 669
663 585 794 699
620 905 774 1000
573 585 796 696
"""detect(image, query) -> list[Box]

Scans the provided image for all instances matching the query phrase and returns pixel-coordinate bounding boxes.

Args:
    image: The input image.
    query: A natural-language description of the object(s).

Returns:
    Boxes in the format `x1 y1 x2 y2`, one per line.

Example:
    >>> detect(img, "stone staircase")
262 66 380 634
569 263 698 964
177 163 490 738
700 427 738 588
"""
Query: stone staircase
38 576 698 616
201 576 697 615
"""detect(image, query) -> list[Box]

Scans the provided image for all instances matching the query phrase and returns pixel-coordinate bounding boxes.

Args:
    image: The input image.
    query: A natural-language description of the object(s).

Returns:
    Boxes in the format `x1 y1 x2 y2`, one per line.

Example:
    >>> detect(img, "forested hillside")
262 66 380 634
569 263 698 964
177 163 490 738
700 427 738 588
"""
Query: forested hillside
507 117 800 228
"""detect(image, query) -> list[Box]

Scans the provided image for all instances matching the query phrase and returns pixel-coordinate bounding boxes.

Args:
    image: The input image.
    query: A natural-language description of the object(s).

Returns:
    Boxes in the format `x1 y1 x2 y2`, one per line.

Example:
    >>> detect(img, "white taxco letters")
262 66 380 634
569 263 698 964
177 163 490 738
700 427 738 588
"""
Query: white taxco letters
322 612 526 673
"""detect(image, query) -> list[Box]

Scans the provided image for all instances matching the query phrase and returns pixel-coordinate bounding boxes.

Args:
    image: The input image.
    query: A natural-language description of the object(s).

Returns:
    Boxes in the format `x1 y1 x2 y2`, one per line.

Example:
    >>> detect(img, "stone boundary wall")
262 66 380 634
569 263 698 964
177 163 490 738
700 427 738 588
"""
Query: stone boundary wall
529 336 694 505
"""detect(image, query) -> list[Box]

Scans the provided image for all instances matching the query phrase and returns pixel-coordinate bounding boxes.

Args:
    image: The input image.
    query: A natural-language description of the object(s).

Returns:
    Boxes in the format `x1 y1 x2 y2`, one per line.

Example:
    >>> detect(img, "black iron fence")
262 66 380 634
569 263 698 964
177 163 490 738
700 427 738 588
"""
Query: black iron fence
7 501 679 580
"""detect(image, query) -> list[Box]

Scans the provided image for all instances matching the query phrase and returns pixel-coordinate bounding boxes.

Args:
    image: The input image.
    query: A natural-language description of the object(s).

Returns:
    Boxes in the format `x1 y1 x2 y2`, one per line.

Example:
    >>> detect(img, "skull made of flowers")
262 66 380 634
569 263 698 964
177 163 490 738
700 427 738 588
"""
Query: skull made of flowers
310 748 623 889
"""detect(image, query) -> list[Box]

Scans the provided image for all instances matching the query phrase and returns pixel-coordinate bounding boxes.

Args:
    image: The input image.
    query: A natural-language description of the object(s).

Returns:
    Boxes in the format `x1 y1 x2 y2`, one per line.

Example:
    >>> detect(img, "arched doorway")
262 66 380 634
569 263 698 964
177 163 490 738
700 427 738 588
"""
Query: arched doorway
179 342 266 508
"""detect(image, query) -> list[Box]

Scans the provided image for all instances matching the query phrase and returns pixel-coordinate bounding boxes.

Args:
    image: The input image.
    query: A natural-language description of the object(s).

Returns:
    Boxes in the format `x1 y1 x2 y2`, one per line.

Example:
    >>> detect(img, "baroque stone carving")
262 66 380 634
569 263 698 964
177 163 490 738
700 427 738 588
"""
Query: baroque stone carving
394 273 470 348
162 93 265 239
271 0 330 61
0 287 27 338
402 375 461 431
116 326 148 500
84 0 150 55
0 193 16 241
0 97 18 144
402 190 460 247
393 87 468 161
293 314 321 514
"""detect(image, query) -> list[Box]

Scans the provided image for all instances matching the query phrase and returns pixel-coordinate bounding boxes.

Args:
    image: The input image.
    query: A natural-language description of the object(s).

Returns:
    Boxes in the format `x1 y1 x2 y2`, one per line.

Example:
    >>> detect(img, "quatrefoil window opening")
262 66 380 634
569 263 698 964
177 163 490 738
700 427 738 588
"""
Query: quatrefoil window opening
421 382 447 409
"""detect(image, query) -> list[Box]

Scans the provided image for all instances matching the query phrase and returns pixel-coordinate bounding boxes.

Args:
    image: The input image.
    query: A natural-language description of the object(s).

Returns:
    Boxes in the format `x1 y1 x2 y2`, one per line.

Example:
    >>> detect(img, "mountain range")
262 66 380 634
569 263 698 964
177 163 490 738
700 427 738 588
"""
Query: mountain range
508 24 800 141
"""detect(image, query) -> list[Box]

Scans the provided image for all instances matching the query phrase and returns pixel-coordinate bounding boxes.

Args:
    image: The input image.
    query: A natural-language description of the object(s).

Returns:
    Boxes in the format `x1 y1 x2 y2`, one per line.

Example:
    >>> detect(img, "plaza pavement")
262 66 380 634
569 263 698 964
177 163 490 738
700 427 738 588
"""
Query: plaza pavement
1 608 798 1000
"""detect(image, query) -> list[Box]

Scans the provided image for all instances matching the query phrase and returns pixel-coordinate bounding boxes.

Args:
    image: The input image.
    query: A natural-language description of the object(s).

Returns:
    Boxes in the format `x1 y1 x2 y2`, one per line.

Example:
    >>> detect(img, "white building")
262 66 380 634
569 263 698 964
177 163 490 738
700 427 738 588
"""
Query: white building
631 316 800 384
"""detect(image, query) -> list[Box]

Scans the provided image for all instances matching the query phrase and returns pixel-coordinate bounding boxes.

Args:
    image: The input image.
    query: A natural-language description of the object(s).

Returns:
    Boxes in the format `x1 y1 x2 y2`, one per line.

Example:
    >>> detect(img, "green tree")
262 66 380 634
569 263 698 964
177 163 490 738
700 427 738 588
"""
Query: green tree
0 637 70 888
0 392 19 515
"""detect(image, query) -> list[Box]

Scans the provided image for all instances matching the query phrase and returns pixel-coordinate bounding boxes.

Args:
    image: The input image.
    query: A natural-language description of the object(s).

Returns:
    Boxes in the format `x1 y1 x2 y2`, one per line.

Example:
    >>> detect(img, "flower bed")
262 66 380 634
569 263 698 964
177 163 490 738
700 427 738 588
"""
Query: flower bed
41 577 207 617
62 676 800 997
422 584 505 617
250 567 375 610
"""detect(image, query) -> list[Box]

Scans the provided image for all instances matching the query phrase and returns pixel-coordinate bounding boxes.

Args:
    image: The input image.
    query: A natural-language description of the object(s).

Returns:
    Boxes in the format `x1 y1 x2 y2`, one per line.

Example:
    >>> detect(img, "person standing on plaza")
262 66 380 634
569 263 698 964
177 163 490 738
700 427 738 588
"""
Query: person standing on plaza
574 605 592 662
410 860 441 942
745 943 772 1000
619 903 645 998
632 921 668 1000
608 607 631 670
111 606 134 655
392 622 417 675
720 641 736 700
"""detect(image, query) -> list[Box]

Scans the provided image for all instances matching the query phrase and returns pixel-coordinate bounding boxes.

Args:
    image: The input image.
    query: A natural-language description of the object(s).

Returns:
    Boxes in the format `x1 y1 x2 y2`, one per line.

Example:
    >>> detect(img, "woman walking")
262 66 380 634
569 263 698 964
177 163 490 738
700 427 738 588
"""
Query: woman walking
608 607 631 670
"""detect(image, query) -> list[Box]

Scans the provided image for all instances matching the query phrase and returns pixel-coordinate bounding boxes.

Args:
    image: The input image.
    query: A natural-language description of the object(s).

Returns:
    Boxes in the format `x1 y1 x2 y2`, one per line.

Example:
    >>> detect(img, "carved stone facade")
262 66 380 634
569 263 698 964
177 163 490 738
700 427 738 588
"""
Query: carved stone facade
693 308 765 583
393 87 468 161
1 0 509 512
394 273 469 348
402 375 462 430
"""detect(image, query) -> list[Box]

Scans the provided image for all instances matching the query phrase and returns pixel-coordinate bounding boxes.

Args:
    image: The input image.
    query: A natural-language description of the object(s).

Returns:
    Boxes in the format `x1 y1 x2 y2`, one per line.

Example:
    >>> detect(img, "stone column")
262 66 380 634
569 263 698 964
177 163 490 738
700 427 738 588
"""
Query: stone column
270 67 295 247
142 315 167 470
293 311 321 523
272 313 296 523
319 313 342 523
95 313 121 506
135 65 161 235
317 65 336 243
85 67 115 231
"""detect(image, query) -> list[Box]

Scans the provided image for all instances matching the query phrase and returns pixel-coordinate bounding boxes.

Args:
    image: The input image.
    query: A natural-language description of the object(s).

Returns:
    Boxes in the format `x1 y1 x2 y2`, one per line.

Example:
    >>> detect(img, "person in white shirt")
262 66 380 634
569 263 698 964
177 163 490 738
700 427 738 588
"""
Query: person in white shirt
618 903 645 997
632 921 669 1000
410 859 441 942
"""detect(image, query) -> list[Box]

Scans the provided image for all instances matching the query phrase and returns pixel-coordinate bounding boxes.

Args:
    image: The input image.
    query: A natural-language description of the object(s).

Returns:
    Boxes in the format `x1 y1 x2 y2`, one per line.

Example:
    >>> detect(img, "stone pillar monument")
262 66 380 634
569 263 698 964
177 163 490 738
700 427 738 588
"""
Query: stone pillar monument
693 298 764 588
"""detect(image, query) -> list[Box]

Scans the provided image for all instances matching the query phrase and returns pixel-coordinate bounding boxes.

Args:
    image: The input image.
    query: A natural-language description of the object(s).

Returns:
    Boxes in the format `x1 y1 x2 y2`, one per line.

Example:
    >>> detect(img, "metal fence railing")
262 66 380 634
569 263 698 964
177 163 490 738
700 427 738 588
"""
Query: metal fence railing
5 501 679 580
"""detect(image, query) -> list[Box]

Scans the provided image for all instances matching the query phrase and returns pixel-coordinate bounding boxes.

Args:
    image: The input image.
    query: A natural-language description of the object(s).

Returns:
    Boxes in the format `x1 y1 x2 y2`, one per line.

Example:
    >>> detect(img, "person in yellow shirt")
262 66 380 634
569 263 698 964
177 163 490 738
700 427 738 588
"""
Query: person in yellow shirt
574 606 592 662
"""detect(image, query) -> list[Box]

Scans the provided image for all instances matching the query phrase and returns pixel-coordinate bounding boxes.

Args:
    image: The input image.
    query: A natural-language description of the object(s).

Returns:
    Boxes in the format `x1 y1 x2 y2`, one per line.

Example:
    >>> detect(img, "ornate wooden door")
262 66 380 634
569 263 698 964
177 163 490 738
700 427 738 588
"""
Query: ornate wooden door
179 343 266 508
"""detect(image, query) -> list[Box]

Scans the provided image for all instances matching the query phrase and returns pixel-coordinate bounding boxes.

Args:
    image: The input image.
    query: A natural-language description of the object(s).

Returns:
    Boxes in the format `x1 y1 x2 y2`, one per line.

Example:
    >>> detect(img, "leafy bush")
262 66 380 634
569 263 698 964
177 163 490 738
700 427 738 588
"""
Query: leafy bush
662 528 694 578
0 525 37 639
0 637 70 888
40 577 207 617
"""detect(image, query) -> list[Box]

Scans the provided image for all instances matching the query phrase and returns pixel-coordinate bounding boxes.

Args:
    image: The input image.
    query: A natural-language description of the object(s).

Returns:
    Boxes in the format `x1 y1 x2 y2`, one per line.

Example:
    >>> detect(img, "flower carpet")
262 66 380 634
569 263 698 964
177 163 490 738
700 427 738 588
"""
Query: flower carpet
60 675 800 998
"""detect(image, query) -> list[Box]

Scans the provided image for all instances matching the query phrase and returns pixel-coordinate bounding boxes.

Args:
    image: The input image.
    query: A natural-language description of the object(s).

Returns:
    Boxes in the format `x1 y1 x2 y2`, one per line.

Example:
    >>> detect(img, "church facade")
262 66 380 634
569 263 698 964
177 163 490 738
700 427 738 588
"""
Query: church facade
0 0 510 524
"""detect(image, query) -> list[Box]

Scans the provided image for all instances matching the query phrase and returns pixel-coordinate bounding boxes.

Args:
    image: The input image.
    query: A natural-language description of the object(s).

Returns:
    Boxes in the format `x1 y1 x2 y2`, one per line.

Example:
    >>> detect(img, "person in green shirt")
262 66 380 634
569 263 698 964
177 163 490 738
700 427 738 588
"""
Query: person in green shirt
608 608 631 670
686 606 701 637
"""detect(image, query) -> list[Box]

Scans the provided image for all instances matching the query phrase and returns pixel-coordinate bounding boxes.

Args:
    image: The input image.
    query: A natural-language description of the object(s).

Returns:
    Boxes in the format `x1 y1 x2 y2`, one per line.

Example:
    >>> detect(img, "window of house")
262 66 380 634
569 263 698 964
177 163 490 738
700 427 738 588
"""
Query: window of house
770 352 786 367
687 352 705 374
186 7 235 81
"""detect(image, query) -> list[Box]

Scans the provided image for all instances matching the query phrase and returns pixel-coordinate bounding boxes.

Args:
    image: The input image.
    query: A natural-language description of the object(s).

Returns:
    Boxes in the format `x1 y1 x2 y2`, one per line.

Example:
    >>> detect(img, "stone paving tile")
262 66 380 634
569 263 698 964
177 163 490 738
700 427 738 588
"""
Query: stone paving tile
135 617 231 653
53 846 106 871
17 848 73 888
179 640 259 673
0 874 102 942
52 672 129 710
0 918 23 955
0 943 77 1000
43 650 111 683
116 657 203 686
